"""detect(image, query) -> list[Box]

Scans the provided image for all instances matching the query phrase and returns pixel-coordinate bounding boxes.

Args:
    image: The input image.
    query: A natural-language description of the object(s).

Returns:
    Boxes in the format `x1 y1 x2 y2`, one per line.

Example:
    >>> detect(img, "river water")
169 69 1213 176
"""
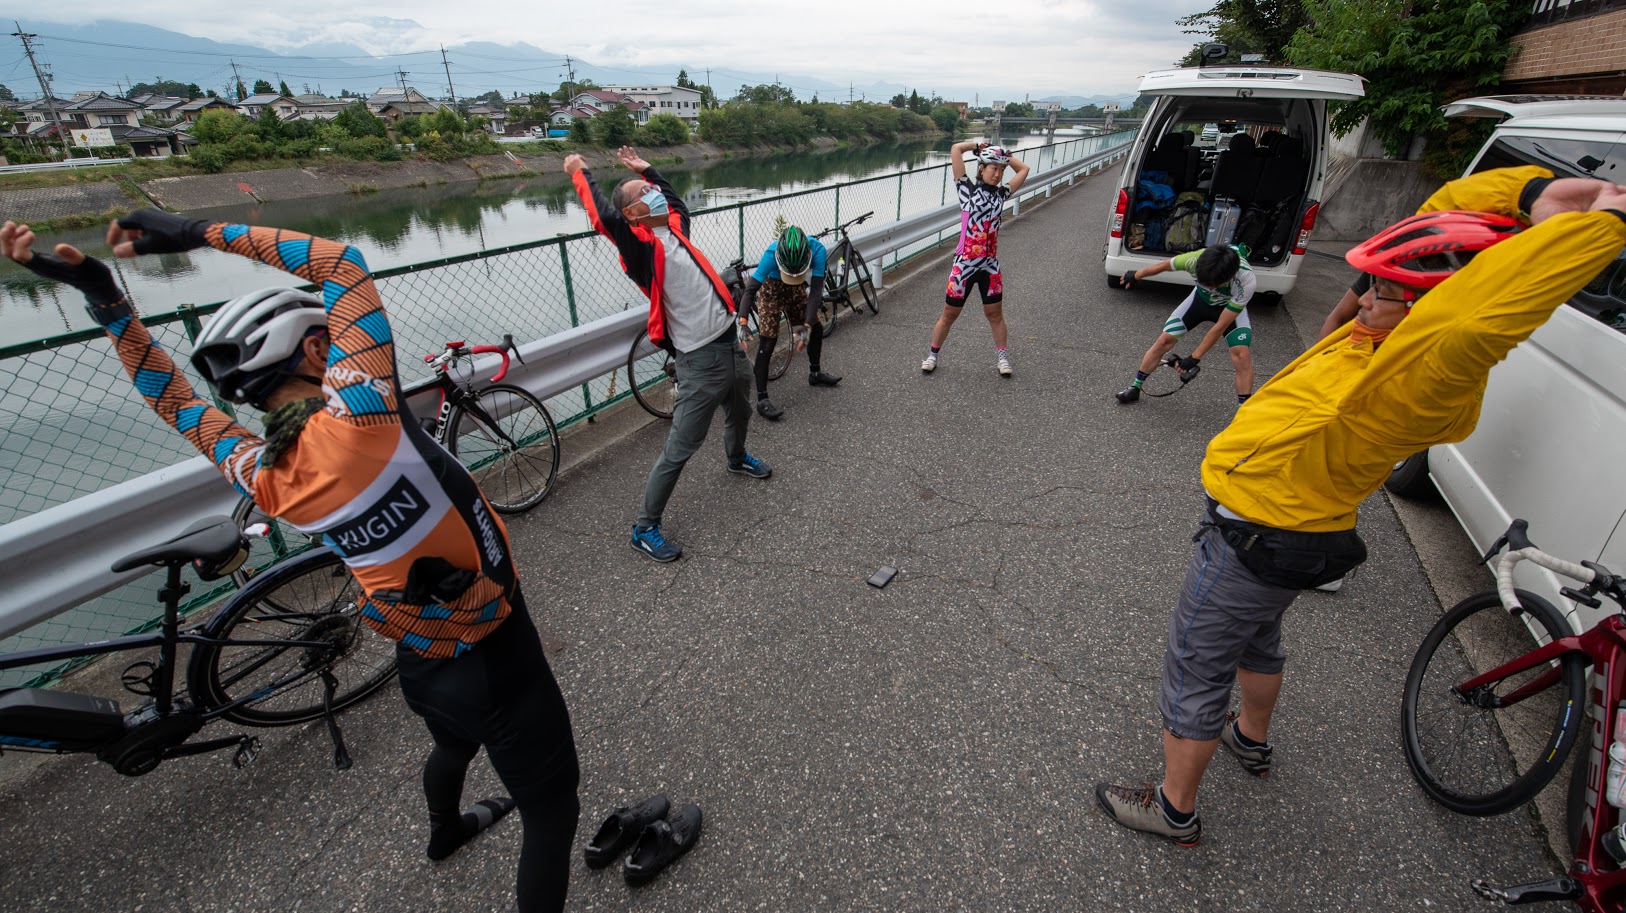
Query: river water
0 132 1112 344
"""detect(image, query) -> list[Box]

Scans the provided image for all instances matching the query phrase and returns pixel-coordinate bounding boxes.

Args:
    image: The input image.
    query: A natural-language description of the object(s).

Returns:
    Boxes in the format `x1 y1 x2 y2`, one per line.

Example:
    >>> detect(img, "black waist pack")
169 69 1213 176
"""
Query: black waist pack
1202 500 1368 590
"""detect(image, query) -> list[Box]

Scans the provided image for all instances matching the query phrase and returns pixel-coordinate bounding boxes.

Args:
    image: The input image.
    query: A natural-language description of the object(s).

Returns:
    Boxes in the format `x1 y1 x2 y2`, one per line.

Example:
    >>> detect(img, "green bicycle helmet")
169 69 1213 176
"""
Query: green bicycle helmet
774 226 813 285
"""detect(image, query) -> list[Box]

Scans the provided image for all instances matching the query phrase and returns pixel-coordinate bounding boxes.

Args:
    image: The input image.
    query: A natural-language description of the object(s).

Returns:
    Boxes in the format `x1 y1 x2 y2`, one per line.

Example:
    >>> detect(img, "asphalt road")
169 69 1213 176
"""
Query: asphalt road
0 170 1561 912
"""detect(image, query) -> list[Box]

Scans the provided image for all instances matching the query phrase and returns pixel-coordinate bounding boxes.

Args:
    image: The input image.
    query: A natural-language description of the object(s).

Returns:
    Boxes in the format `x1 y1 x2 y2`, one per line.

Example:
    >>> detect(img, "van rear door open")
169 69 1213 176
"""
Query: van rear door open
1136 67 1366 101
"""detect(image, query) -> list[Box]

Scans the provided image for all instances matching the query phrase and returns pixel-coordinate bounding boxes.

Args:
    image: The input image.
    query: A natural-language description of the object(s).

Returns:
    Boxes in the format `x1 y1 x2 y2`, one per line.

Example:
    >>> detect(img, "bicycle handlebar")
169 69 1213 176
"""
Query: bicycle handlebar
816 211 875 240
423 334 522 383
1484 519 1617 615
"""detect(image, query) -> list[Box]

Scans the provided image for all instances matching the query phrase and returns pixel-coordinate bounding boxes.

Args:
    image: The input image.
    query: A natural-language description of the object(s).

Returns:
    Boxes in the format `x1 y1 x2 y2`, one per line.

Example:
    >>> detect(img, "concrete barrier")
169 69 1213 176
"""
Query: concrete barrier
1316 158 1444 241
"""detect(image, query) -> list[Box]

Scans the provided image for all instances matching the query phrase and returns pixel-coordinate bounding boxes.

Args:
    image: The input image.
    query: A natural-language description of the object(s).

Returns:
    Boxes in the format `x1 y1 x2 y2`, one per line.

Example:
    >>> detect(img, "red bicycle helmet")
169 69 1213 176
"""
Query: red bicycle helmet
1345 210 1522 288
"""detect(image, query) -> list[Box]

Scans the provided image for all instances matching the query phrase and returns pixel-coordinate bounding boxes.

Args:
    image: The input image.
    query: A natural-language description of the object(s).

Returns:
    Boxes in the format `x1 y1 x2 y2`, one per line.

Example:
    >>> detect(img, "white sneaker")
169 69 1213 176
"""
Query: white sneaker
997 354 1013 377
921 352 938 373
1314 576 1345 593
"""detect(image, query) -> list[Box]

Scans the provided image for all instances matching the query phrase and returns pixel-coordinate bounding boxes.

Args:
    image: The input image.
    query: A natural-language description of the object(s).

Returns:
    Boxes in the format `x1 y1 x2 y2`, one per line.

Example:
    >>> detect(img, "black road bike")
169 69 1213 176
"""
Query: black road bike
817 211 880 329
0 519 395 776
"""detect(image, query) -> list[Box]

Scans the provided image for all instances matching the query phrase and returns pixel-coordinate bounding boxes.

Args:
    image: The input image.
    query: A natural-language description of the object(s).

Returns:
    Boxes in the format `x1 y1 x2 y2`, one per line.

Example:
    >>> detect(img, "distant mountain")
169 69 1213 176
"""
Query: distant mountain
2 18 1118 105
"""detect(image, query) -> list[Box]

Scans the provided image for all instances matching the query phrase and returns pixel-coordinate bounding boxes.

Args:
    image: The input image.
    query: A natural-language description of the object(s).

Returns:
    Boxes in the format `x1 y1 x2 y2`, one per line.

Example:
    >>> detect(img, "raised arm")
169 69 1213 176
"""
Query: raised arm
566 153 640 252
1 219 268 496
951 140 979 182
1006 155 1031 195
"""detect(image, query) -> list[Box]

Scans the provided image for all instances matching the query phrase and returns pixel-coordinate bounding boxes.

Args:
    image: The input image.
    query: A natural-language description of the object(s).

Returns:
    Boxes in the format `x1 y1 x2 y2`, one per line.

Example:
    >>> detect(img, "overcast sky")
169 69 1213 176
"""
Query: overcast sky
3 0 1216 99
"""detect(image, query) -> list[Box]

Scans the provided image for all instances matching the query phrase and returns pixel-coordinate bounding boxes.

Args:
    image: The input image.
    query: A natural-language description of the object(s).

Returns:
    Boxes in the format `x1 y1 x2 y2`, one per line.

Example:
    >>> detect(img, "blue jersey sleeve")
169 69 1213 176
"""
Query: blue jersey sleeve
810 238 827 278
752 244 779 283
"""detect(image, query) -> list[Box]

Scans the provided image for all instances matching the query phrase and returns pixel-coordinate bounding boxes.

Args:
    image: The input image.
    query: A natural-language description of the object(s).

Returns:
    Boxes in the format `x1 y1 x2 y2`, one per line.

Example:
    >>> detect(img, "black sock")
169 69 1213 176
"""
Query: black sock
427 796 516 861
930 345 941 354
1238 392 1252 404
757 390 769 401
1159 787 1195 825
1232 718 1268 749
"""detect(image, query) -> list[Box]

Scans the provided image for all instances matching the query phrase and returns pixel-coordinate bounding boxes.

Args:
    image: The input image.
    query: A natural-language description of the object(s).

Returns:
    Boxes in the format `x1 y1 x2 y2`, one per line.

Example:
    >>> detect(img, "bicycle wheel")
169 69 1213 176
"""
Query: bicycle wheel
767 317 794 381
229 496 319 590
1401 589 1586 816
851 250 879 314
189 547 397 726
819 271 842 340
447 383 559 514
628 329 676 420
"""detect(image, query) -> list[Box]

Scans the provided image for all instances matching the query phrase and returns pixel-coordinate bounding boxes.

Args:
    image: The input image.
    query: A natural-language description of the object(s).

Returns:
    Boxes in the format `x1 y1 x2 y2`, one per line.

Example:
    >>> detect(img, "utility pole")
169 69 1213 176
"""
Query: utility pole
396 69 410 94
440 45 457 107
849 82 853 104
11 24 69 157
229 60 247 99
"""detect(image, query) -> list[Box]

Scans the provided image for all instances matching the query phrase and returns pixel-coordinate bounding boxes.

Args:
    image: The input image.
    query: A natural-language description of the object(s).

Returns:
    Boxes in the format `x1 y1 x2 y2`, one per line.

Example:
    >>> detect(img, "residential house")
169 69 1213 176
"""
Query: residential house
549 105 600 127
564 90 651 125
466 102 507 135
1502 1 1626 93
601 85 703 123
134 95 190 123
365 87 441 115
237 93 300 120
292 94 349 118
376 98 446 123
175 97 239 123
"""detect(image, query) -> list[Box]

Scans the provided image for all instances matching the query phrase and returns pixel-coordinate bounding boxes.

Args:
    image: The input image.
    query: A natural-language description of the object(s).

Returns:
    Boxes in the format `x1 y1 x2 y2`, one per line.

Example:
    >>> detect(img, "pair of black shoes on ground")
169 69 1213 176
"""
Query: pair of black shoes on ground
583 793 703 886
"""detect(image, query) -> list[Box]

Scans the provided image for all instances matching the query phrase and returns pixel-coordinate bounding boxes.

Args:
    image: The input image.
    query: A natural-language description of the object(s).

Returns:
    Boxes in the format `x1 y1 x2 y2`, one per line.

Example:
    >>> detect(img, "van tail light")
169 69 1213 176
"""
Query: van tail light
1293 202 1320 255
1111 189 1129 238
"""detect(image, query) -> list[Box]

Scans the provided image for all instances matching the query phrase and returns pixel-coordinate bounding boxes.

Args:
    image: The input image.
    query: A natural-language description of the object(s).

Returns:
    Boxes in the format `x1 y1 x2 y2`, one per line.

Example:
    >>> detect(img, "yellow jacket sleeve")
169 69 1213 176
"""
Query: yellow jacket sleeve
1417 165 1553 217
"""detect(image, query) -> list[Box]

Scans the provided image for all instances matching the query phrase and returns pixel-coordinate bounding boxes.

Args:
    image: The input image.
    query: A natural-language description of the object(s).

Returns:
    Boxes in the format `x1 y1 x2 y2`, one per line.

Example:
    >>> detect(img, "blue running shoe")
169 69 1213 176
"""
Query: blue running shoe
727 452 772 479
631 524 682 562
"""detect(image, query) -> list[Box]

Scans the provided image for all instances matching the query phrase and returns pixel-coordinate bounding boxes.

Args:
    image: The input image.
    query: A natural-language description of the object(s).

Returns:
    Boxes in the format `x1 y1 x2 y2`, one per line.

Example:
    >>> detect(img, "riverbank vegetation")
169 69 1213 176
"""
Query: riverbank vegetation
700 92 946 147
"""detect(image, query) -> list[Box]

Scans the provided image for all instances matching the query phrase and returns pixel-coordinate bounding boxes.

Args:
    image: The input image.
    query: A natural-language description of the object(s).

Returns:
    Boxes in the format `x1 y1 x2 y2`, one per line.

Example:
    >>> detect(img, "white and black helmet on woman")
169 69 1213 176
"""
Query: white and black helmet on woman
191 287 327 408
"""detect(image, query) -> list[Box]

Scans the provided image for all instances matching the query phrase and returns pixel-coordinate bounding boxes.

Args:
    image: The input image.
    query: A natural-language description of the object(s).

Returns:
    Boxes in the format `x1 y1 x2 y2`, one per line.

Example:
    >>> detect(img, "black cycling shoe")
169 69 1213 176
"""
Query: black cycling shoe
624 803 703 886
756 399 784 420
808 370 842 387
1115 386 1142 404
585 794 671 868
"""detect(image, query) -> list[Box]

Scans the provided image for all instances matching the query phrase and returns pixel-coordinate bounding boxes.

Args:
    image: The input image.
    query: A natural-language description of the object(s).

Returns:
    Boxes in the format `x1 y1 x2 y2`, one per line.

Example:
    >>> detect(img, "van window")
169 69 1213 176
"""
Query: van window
1473 134 1626 335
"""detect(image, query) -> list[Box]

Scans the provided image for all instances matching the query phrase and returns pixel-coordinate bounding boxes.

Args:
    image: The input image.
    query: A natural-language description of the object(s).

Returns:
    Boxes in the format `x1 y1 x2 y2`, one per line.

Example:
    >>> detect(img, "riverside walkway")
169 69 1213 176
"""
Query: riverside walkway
0 170 1554 912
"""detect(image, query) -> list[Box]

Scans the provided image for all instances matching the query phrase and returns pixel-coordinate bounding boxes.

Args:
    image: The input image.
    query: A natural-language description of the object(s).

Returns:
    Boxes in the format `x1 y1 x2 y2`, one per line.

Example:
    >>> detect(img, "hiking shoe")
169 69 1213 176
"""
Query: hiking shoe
631 524 682 562
808 370 842 387
624 803 703 886
921 352 938 373
1115 386 1141 404
727 452 772 479
1220 711 1273 776
997 354 1013 377
756 399 784 421
1094 782 1201 846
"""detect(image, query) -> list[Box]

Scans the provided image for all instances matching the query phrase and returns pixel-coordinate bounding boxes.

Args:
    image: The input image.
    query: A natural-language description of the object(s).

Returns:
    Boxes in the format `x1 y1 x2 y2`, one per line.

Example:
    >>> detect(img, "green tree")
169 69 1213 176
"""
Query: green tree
1002 101 1036 118
255 107 283 140
1285 0 1527 173
278 80 293 97
427 107 466 135
639 112 692 146
591 106 638 146
928 104 961 133
193 108 248 144
907 90 931 115
888 93 907 108
185 83 202 99
334 101 386 138
675 70 718 109
734 83 795 105
252 79 274 95
0 84 17 104
1178 0 1309 65
569 118 591 143
552 78 599 106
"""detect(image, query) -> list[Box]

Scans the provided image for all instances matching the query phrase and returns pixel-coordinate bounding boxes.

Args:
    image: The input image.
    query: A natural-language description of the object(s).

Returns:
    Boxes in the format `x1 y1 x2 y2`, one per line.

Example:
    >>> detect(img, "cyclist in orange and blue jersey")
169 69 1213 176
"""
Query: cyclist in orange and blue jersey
0 210 580 913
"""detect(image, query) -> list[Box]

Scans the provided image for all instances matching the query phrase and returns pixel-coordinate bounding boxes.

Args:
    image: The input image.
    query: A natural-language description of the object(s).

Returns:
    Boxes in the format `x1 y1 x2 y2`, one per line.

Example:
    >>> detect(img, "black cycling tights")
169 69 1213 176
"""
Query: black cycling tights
398 595 581 913
753 320 823 393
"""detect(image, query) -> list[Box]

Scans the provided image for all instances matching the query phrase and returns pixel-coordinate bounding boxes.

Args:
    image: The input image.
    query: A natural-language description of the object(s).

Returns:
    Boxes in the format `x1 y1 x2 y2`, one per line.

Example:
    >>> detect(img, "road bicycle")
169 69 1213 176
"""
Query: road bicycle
625 258 798 420
817 211 880 327
0 517 395 776
231 334 559 586
1400 518 1626 911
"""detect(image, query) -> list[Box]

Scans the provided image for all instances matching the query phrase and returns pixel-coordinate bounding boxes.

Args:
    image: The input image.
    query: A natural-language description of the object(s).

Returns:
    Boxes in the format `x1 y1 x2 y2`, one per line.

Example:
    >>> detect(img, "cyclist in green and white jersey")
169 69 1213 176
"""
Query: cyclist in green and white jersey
1115 243 1256 405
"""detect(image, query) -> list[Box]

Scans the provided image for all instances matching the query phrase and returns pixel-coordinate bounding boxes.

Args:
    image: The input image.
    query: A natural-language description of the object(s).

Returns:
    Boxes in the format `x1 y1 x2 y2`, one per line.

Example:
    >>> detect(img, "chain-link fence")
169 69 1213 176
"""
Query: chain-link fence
0 130 1132 685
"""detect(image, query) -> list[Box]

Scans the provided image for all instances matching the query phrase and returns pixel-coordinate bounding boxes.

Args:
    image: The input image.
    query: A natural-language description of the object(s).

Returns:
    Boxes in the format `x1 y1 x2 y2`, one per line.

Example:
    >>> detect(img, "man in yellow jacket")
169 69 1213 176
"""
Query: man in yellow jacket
1096 166 1626 845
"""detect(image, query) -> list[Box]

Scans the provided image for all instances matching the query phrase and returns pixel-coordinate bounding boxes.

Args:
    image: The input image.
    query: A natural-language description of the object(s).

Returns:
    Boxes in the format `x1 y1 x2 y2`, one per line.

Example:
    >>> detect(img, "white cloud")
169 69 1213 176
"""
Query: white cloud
3 0 1214 98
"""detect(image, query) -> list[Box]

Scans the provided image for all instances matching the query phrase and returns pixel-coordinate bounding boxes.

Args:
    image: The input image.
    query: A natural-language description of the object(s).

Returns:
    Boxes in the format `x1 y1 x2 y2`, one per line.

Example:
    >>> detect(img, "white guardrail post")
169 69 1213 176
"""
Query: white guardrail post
0 139 1133 638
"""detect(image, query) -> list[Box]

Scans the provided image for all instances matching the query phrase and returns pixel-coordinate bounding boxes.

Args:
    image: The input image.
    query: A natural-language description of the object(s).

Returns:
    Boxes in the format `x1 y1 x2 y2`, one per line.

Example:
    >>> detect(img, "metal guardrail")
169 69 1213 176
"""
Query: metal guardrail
0 157 133 174
0 130 1135 656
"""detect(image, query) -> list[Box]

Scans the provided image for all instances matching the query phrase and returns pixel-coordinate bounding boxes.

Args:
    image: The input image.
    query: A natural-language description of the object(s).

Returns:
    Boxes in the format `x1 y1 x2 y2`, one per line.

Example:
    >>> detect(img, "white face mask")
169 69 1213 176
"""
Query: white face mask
639 187 669 218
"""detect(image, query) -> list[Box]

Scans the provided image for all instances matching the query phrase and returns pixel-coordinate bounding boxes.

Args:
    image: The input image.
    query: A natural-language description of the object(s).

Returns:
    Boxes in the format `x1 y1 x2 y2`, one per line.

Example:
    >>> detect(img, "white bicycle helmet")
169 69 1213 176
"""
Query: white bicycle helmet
977 145 1012 165
191 287 327 407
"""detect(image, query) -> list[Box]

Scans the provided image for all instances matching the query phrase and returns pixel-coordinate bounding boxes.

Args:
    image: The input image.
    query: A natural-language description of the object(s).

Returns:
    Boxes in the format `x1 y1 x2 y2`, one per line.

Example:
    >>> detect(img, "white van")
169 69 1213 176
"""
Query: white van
1385 95 1626 630
1103 66 1366 304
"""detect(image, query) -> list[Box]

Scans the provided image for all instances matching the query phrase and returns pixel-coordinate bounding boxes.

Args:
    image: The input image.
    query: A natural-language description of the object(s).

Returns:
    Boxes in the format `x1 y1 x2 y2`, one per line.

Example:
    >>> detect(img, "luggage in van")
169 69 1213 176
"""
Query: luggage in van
1164 191 1207 253
1207 197 1241 247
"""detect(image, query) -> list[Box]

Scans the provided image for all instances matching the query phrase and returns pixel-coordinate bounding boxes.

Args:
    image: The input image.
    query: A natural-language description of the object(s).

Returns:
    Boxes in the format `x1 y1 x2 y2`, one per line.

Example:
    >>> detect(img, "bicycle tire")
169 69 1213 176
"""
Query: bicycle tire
628 329 676 420
447 383 559 514
820 262 843 340
229 496 320 590
851 250 878 314
1401 588 1586 816
189 547 397 727
767 316 794 381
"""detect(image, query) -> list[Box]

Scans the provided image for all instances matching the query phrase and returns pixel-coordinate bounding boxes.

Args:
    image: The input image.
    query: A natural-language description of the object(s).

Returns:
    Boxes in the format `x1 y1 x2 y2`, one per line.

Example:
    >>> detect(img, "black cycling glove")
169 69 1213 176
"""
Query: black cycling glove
116 209 212 255
19 248 129 321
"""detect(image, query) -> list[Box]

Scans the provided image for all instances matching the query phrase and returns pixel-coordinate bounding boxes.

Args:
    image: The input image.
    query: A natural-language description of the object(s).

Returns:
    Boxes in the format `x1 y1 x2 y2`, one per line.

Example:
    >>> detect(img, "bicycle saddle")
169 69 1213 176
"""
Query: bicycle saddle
111 516 245 574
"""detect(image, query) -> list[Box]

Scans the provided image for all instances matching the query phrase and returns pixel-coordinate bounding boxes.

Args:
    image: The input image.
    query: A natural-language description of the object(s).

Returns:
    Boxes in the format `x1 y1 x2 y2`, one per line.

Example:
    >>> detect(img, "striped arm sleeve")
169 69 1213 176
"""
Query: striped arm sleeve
106 312 265 497
205 224 401 426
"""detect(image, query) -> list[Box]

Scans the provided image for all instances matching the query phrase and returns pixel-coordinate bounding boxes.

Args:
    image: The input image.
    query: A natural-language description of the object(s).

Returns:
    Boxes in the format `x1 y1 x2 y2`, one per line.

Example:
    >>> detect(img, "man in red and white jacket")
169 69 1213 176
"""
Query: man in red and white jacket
566 146 773 563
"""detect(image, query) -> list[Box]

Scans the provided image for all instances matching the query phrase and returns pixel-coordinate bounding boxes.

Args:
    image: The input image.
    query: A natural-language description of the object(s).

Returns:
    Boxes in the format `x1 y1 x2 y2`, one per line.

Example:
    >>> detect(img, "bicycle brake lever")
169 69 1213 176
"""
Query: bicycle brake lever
1480 532 1511 566
503 333 524 364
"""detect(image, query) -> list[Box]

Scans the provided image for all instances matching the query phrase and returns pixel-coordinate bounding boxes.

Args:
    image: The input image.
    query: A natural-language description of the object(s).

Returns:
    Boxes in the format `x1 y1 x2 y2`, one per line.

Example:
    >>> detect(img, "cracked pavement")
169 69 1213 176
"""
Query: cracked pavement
0 168 1561 912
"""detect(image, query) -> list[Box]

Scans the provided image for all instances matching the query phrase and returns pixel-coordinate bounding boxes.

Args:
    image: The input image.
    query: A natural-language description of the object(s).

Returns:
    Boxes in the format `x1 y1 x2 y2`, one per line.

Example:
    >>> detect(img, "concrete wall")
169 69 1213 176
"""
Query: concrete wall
0 183 136 223
1317 156 1443 242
